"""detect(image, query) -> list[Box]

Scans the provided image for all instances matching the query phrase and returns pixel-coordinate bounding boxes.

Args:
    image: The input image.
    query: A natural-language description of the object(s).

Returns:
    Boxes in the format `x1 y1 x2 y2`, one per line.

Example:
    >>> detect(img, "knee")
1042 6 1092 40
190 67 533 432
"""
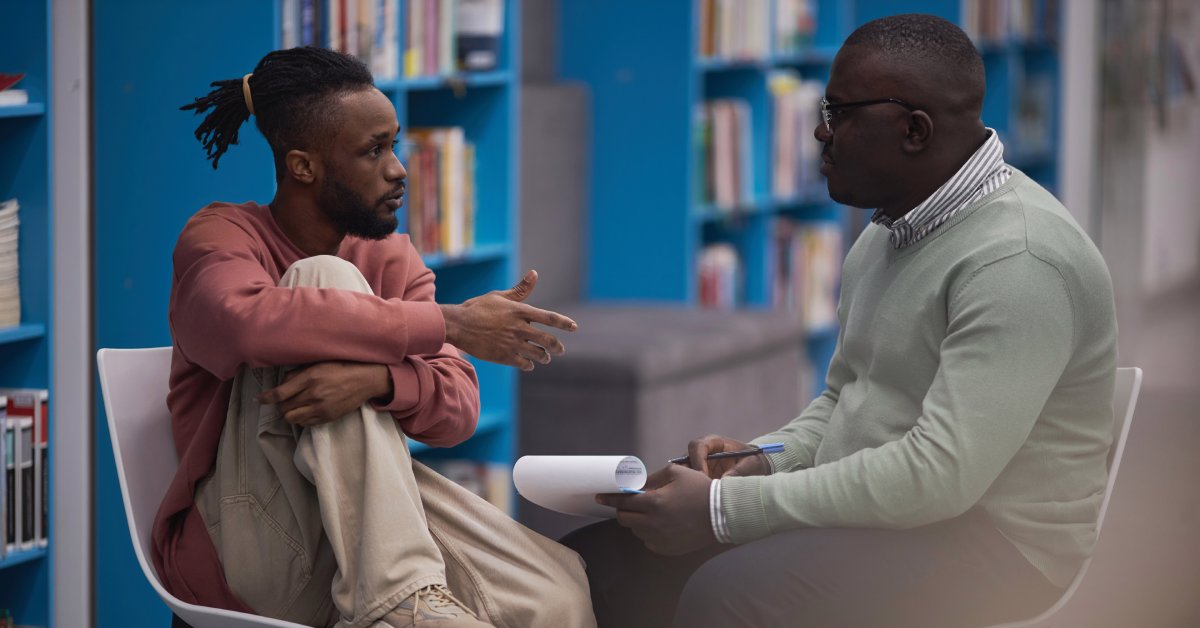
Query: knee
280 255 372 293
673 553 763 628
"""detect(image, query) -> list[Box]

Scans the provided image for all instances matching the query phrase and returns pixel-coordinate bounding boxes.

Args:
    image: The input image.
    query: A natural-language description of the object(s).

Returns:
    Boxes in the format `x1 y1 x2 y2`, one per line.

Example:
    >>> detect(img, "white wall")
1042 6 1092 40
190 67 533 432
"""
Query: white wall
1140 2 1200 296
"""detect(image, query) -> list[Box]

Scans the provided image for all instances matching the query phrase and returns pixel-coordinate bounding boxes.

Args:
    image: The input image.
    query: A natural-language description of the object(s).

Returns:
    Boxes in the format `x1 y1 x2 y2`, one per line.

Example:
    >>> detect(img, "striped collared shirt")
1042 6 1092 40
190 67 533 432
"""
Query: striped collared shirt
872 128 1011 248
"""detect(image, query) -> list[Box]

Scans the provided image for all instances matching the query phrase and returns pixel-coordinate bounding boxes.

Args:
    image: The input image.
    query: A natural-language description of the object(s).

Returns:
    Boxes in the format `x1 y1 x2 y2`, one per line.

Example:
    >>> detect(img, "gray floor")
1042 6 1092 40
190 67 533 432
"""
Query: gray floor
1048 286 1200 627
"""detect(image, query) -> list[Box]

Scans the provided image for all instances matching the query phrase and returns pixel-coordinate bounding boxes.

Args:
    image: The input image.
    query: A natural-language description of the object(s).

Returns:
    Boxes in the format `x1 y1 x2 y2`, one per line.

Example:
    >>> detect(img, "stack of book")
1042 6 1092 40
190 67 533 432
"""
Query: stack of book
1 389 49 559
697 0 770 61
404 128 476 257
769 71 823 201
771 219 841 331
695 99 754 211
698 243 741 310
0 201 18 329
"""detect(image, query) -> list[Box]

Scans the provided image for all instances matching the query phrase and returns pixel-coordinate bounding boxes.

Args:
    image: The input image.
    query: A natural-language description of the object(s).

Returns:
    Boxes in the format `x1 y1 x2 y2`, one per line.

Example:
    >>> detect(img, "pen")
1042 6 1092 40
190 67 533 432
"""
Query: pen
667 443 785 465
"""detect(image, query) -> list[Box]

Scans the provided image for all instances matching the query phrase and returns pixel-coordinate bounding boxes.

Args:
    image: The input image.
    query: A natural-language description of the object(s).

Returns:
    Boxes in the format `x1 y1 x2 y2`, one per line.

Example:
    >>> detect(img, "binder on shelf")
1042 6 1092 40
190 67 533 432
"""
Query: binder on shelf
456 0 504 71
0 395 6 559
0 389 48 550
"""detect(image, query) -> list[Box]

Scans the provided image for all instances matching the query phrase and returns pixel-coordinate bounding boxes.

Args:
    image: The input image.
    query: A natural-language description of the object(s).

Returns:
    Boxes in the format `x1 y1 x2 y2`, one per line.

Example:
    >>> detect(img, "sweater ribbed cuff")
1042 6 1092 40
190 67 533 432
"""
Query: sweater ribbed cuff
402 300 447 356
750 435 808 473
718 475 773 544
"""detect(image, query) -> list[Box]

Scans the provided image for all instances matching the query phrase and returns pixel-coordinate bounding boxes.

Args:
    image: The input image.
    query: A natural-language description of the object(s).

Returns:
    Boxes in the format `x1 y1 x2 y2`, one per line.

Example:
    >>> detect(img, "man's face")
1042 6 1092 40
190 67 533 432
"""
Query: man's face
317 88 407 240
815 47 909 210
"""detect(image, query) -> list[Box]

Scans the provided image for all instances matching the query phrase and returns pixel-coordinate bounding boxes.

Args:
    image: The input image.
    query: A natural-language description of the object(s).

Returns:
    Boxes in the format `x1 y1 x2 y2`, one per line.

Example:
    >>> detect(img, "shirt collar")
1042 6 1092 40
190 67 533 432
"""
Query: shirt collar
871 129 1007 247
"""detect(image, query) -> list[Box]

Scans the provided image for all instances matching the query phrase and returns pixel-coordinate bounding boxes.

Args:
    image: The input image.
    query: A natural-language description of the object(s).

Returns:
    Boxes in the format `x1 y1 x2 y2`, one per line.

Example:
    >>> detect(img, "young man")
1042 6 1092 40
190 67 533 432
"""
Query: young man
565 14 1118 628
160 47 595 627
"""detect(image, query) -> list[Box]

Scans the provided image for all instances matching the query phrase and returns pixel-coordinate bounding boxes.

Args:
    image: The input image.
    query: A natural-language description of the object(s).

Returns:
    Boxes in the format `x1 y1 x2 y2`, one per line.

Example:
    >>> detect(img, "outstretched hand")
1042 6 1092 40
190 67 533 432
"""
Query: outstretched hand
440 270 578 371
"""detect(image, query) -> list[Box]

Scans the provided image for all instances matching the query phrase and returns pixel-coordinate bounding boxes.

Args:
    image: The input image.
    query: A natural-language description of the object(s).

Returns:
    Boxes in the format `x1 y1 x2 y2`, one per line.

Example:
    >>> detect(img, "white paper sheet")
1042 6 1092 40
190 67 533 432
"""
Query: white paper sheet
513 455 647 518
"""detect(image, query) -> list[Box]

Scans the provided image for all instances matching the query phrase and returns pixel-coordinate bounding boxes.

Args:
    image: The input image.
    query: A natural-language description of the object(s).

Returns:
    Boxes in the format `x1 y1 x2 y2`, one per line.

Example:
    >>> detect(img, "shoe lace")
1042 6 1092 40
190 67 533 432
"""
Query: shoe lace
420 585 478 618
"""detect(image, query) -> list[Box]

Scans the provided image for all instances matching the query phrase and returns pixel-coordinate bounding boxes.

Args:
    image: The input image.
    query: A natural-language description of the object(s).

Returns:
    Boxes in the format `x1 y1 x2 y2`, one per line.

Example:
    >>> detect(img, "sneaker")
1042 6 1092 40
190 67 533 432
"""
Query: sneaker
371 584 495 627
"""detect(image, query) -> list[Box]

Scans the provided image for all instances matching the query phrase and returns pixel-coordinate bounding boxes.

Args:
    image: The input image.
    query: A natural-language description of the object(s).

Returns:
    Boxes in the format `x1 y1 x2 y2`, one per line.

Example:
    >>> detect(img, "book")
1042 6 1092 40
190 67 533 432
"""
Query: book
513 456 647 518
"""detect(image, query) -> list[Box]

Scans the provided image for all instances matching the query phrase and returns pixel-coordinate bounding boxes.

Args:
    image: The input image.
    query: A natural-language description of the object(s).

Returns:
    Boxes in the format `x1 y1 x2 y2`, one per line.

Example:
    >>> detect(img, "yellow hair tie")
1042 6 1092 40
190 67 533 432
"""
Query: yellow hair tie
241 73 255 116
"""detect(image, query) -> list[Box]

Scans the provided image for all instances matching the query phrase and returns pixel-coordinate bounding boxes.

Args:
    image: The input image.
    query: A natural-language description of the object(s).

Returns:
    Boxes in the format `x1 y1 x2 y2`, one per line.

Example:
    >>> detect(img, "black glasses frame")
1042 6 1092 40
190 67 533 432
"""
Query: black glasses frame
819 97 919 132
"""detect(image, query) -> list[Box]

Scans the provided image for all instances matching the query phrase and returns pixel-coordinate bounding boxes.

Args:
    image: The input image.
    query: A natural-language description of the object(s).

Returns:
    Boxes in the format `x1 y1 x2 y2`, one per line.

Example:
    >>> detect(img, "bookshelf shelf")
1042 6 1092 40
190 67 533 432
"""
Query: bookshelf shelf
698 57 771 73
402 70 512 91
423 242 510 269
0 547 48 570
0 104 46 119
771 48 839 67
92 0 521 625
0 323 46 345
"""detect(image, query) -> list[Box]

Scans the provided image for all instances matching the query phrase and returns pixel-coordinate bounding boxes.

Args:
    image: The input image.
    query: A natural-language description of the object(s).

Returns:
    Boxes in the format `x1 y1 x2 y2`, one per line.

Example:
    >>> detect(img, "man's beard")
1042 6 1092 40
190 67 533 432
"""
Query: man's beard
319 177 399 241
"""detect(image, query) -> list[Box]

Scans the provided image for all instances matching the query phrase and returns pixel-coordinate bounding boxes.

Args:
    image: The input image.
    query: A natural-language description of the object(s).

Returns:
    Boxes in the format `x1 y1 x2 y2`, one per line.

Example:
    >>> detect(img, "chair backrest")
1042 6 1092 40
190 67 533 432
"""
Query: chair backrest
97 347 304 628
1098 367 1142 535
990 366 1143 628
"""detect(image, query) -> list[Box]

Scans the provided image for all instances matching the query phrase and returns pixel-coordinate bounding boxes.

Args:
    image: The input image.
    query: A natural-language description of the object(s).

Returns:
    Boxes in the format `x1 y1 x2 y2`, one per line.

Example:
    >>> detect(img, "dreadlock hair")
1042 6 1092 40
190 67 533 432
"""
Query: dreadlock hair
181 46 374 171
844 14 985 112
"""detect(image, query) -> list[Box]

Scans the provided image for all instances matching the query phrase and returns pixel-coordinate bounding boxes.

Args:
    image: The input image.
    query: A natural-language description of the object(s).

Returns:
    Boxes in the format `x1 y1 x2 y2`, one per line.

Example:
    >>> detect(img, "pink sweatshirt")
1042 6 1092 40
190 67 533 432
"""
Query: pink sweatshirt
154 201 479 611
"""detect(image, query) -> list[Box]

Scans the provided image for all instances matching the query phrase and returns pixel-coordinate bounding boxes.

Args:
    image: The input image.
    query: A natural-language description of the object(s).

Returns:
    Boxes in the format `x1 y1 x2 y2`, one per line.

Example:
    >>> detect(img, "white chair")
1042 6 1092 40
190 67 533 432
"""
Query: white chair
990 366 1144 628
97 347 307 628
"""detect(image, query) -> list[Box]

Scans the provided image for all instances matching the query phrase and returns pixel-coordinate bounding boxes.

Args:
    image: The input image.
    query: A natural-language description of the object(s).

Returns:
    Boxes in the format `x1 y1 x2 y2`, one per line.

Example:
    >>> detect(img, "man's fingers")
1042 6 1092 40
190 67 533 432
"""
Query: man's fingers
501 270 538 303
519 328 566 356
521 305 578 333
258 376 305 405
516 342 550 366
687 439 713 476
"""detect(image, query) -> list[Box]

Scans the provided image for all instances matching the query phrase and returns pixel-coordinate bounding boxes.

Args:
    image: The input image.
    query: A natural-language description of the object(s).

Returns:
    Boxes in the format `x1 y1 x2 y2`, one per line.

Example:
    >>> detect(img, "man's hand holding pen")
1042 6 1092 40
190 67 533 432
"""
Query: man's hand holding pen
595 434 782 555
673 435 780 480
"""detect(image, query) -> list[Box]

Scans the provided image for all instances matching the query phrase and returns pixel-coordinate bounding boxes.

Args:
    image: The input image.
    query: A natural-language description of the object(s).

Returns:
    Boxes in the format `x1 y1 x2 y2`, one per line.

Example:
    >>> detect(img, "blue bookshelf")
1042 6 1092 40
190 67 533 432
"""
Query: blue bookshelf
559 0 855 395
91 0 520 625
0 1 53 626
560 0 1063 396
0 2 54 626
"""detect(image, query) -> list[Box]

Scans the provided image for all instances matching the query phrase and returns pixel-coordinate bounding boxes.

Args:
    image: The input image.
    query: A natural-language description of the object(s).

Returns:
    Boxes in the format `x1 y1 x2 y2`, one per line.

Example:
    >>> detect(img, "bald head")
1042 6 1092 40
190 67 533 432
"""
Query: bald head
843 14 985 117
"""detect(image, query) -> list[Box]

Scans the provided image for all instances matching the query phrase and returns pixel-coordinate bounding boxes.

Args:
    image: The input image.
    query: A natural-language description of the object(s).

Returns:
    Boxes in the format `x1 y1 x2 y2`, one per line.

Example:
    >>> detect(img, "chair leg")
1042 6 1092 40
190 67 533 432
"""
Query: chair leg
171 613 194 628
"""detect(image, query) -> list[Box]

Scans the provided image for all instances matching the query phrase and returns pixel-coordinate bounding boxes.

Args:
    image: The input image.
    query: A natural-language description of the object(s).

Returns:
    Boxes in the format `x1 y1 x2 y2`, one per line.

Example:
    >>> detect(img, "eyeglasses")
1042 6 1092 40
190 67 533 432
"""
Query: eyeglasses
819 96 918 133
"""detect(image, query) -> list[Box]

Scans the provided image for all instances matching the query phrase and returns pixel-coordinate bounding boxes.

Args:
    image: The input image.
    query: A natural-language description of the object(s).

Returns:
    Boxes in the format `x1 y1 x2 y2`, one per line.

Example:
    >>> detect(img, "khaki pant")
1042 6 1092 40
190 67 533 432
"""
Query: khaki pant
195 256 595 628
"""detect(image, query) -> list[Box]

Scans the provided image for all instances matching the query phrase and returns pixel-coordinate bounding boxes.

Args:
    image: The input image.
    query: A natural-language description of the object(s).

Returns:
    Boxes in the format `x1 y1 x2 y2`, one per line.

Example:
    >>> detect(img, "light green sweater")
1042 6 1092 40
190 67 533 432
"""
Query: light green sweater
722 171 1117 587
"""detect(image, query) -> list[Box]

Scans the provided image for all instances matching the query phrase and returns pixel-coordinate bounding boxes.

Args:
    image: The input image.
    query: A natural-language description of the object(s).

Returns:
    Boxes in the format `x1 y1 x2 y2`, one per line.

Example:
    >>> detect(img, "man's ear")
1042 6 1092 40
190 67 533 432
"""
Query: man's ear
901 111 934 154
285 149 318 184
